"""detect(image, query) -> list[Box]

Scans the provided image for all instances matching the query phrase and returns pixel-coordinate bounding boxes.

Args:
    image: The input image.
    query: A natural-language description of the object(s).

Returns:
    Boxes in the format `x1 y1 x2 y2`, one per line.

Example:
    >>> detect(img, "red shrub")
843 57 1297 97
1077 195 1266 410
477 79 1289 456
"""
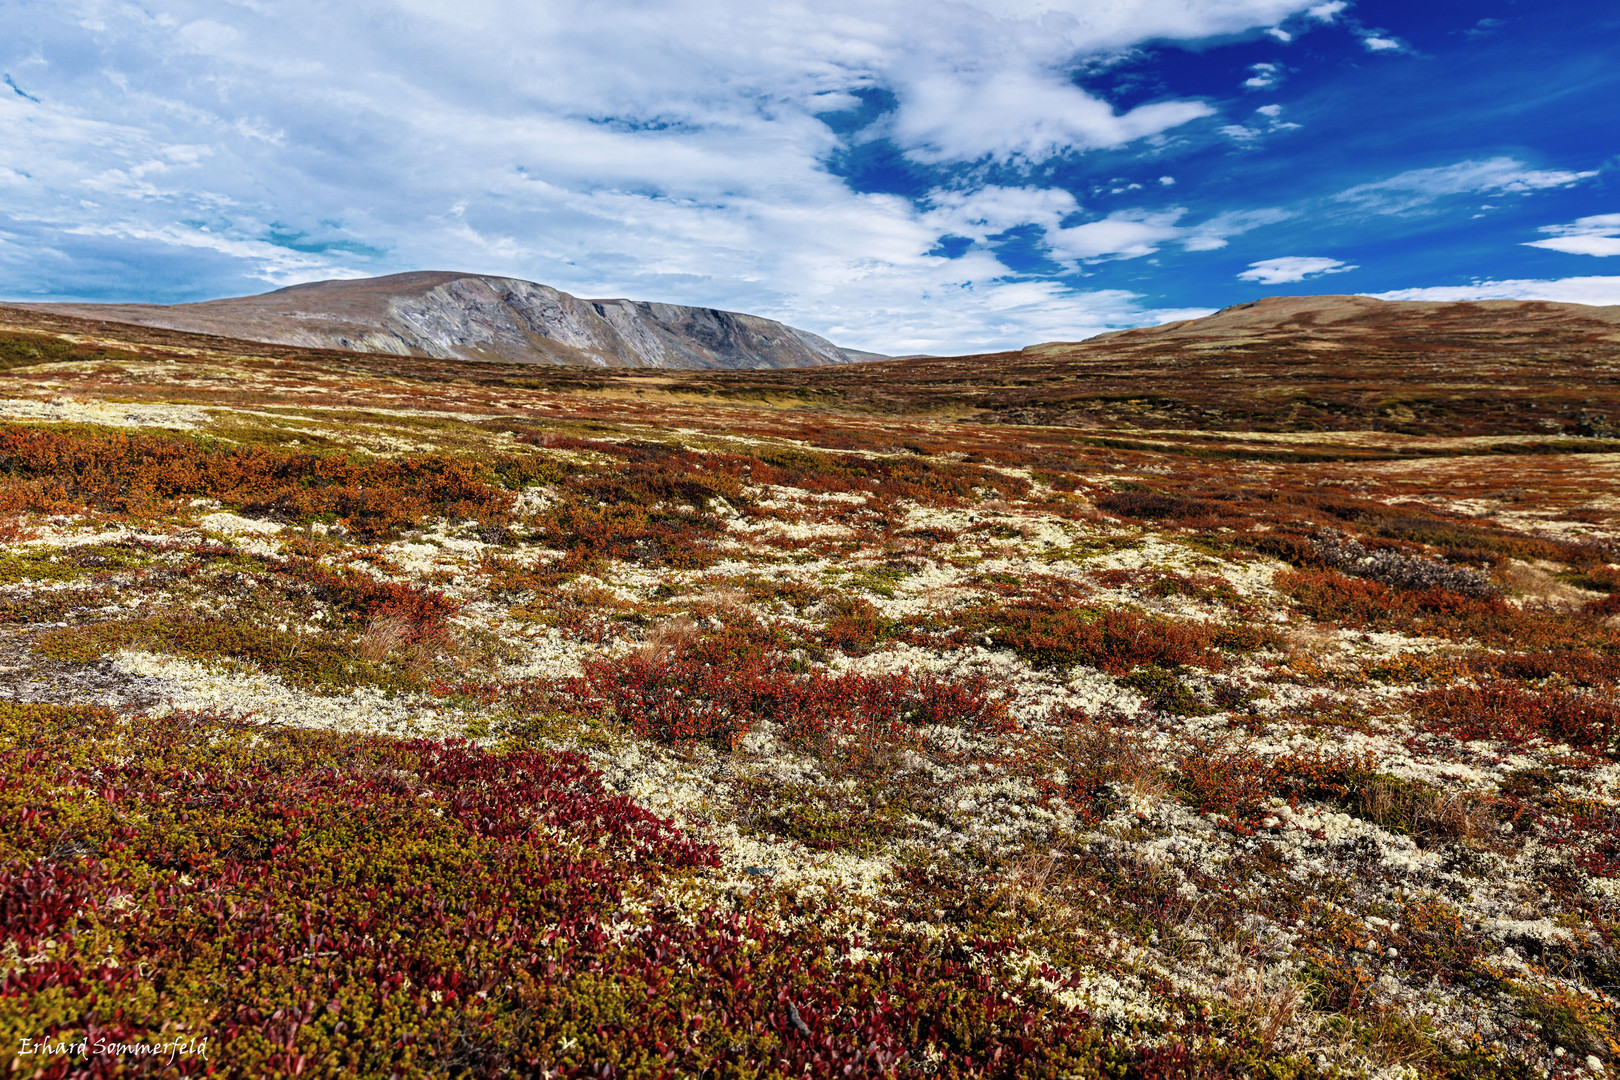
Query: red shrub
1583 593 1620 620
1542 803 1620 877
568 627 1010 750
1094 491 1219 524
1471 650 1620 687
1409 681 1620 756
3 704 1138 1076
1275 568 1558 649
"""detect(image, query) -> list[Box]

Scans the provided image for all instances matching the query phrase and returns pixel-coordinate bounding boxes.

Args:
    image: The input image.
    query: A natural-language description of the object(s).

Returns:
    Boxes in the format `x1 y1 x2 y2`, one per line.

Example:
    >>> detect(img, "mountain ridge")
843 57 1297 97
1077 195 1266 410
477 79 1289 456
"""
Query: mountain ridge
1060 293 1620 349
17 271 888 371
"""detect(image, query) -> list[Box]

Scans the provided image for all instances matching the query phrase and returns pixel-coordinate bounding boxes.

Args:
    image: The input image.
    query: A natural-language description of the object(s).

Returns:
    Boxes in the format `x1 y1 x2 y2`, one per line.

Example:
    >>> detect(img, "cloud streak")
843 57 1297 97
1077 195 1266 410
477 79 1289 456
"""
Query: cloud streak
1369 276 1620 306
1526 213 1620 257
1335 157 1598 214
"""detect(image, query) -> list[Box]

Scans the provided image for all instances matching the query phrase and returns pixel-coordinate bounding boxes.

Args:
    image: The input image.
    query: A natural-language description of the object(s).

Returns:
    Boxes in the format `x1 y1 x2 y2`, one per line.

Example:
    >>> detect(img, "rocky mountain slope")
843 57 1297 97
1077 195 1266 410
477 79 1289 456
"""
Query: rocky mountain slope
21 270 887 370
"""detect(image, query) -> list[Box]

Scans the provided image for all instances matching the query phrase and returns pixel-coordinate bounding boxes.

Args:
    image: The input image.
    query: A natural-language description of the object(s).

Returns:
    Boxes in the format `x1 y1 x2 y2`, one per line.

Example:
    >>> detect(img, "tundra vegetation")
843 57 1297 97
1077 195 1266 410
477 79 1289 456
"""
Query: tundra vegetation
0 303 1618 1078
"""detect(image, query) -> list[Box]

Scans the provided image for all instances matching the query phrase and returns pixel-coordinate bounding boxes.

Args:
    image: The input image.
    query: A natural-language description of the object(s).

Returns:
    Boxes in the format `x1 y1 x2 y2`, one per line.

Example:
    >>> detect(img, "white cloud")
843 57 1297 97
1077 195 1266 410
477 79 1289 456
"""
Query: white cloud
1308 1 1347 20
917 188 1288 266
1335 157 1599 214
1244 62 1284 90
178 20 241 52
1368 276 1620 306
1047 210 1187 260
1530 237 1620 258
1238 256 1357 284
1220 105 1298 142
1052 205 1290 259
922 185 1079 240
1361 35 1401 51
1158 175 1176 185
62 220 362 285
893 68 1214 164
1266 27 1292 41
1525 213 1620 257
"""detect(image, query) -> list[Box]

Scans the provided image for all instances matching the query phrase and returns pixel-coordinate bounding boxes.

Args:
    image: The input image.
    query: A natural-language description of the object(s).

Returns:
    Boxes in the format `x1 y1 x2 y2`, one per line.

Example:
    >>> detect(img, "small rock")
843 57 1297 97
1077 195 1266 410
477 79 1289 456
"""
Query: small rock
1386 946 1399 959
1587 1055 1603 1074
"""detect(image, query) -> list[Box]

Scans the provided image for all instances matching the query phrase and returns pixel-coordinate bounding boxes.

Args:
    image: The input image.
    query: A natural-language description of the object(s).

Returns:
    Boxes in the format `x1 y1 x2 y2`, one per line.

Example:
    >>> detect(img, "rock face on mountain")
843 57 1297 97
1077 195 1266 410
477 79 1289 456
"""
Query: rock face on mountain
27 271 886 369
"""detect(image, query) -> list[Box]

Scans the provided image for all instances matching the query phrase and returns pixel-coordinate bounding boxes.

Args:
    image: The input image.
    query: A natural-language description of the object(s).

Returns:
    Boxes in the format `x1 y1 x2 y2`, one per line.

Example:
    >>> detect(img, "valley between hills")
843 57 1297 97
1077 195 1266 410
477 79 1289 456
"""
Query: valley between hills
1 291 1619 1078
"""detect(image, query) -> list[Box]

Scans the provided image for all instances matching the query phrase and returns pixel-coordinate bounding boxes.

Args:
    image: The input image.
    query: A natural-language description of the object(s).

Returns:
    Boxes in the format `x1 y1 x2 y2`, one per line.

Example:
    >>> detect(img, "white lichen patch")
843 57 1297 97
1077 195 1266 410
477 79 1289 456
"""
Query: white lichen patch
0 396 214 430
196 511 284 536
112 650 457 737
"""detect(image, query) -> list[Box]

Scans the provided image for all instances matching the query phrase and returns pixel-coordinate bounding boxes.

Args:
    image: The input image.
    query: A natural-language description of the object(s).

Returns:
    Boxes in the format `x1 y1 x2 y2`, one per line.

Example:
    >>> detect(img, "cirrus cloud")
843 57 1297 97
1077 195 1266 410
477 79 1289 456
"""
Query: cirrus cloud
1525 213 1620 257
1334 157 1598 214
1239 256 1357 284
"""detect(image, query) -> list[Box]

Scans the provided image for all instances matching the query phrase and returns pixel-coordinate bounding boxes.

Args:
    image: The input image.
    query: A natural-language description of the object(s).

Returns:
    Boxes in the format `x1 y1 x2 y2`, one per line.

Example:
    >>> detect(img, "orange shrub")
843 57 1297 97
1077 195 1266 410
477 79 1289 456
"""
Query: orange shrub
821 596 894 655
1276 569 1401 629
1173 744 1370 831
963 601 1222 674
536 494 729 570
0 425 514 539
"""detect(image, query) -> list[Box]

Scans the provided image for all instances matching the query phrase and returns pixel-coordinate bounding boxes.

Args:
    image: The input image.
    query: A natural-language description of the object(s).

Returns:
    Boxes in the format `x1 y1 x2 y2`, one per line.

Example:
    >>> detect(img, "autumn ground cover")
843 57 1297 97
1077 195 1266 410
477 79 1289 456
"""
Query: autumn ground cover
0 308 1617 1078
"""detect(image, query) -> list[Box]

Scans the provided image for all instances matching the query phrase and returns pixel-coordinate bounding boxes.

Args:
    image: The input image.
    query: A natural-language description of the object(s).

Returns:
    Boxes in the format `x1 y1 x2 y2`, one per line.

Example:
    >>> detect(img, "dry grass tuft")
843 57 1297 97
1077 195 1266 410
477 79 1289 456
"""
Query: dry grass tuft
1496 559 1601 611
637 614 701 663
355 615 414 664
1221 967 1310 1058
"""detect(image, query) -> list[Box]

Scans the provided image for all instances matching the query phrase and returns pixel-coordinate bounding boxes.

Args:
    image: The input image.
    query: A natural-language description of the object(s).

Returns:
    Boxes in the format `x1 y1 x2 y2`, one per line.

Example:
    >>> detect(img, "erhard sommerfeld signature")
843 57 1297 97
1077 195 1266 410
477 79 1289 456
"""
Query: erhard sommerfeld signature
16 1036 209 1065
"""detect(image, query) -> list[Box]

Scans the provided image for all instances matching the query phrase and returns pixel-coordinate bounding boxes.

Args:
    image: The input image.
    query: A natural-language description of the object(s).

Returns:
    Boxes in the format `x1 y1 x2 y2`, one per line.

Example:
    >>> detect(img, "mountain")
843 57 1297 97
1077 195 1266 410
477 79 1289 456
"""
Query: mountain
972 294 1620 432
22 271 887 370
602 294 1620 438
1074 293 1620 347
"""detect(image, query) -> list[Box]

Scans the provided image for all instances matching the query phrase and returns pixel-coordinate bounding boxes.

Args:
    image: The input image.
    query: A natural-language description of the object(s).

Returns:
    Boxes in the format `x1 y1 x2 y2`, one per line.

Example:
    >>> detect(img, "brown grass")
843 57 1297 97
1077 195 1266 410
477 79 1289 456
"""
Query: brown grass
355 615 414 664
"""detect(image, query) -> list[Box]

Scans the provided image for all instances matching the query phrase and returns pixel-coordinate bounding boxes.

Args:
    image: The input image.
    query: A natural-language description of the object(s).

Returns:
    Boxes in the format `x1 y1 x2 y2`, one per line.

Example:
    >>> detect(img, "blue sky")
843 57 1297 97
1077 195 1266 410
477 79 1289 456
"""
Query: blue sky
1 0 1616 353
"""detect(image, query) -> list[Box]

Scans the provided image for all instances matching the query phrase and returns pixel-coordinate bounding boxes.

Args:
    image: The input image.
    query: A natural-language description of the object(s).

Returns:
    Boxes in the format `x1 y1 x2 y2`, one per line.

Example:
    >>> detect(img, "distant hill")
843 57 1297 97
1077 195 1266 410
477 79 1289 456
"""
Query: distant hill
20 271 887 370
953 294 1620 432
1073 293 1620 347
583 293 1620 437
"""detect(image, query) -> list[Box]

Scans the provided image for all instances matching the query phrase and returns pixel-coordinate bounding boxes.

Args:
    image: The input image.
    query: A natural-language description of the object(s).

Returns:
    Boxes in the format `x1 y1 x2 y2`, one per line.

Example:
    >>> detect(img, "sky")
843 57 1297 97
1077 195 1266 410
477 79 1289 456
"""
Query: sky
1 0 1617 354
